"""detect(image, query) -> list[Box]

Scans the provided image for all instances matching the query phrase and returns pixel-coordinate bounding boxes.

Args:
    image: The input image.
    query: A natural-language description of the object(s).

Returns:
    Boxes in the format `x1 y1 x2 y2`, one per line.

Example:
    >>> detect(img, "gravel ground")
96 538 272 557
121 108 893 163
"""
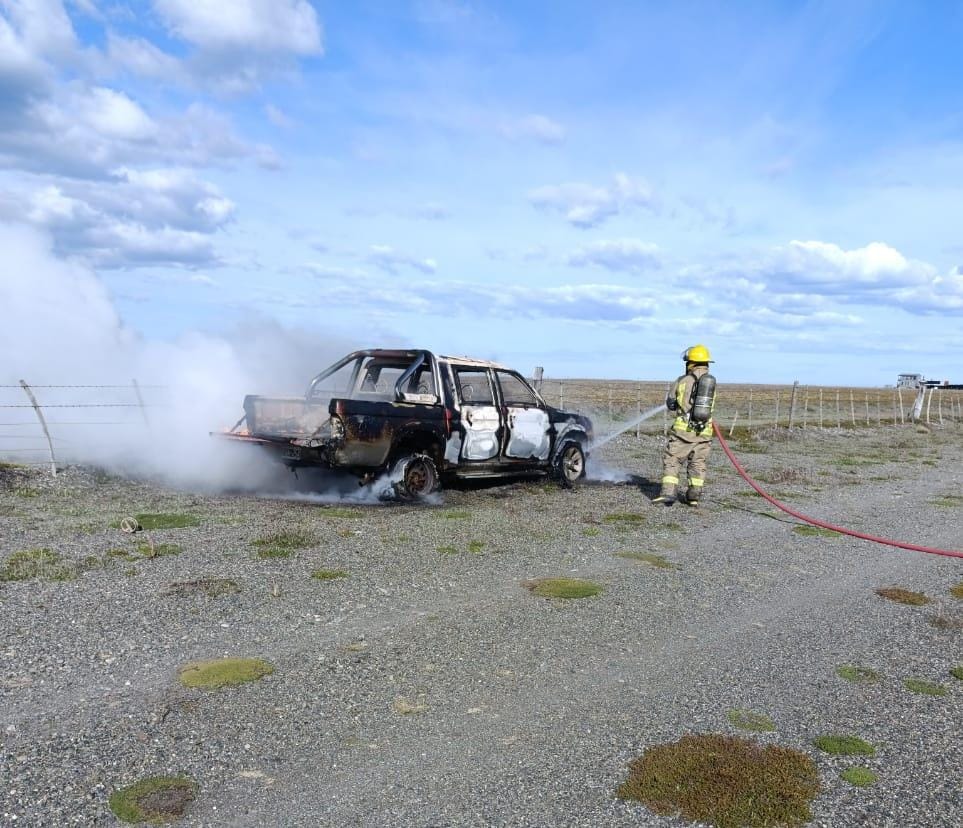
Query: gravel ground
1 425 961 826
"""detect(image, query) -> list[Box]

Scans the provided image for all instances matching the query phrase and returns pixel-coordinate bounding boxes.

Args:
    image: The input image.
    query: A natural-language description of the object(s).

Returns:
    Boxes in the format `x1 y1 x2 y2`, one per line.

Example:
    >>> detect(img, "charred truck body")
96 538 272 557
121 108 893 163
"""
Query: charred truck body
219 350 593 498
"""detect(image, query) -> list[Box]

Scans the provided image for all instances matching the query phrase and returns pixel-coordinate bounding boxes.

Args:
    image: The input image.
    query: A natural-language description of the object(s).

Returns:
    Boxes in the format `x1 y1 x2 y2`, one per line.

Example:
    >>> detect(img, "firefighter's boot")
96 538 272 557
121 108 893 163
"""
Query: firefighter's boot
652 479 677 506
686 481 704 506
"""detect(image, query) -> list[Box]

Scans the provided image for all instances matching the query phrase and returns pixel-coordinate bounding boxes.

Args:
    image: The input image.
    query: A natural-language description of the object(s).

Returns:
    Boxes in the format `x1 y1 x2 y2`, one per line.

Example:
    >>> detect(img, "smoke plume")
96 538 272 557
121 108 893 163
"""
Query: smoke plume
0 222 369 491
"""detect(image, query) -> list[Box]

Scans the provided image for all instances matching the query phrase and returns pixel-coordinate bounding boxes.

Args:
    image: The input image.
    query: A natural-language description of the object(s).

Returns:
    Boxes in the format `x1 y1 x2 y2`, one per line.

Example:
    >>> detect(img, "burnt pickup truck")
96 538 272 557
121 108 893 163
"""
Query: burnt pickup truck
219 349 592 498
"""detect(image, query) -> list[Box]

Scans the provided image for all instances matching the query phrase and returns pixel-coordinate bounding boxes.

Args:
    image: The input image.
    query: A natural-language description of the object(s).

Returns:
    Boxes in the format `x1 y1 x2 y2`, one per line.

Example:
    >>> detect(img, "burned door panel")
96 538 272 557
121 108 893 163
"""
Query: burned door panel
453 366 501 461
505 407 550 459
496 371 551 460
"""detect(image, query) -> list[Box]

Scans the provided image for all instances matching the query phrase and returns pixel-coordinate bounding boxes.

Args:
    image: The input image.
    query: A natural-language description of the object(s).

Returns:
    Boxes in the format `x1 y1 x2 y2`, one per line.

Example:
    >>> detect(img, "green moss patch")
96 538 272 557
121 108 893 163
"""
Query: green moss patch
931 494 963 507
0 548 75 582
950 582 963 600
135 542 182 558
835 665 880 684
438 509 470 519
617 552 676 569
792 524 838 538
311 568 349 581
252 530 315 558
617 733 819 827
603 512 645 525
162 578 240 598
950 665 963 681
178 657 274 689
927 613 963 631
524 577 603 599
727 708 776 732
840 767 877 787
581 527 600 537
903 678 947 696
109 776 197 824
814 734 875 756
875 586 930 606
436 545 457 555
467 539 485 554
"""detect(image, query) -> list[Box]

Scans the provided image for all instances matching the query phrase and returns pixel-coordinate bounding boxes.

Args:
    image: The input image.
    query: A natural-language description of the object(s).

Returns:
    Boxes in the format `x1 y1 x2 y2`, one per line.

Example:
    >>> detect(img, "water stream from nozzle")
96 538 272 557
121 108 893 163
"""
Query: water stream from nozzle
588 403 665 451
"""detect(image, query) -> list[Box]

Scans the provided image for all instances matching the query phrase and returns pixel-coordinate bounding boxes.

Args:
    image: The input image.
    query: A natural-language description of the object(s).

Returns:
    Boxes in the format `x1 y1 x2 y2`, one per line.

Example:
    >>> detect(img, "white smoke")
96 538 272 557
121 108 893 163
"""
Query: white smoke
0 222 370 490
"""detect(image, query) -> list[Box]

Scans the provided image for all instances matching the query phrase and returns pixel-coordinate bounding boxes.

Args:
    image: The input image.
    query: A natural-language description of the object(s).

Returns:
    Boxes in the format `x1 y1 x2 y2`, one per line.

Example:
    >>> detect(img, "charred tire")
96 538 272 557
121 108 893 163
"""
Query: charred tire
555 441 586 488
392 453 440 500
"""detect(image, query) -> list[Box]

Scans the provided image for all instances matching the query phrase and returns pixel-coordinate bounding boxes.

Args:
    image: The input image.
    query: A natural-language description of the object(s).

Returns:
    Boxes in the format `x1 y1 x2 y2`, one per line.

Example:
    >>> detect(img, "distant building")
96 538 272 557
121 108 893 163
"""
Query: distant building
897 373 923 389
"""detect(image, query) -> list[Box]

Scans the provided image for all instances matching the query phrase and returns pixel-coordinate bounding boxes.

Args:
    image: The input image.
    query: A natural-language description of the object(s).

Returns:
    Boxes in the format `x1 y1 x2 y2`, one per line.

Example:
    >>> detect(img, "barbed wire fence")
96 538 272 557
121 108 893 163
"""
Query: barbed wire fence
2 379 961 478
535 378 963 440
0 381 166 476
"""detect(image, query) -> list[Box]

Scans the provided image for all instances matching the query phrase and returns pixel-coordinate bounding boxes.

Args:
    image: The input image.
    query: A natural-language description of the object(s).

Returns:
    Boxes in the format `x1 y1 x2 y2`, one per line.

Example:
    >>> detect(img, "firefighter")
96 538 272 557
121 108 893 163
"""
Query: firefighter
653 344 717 506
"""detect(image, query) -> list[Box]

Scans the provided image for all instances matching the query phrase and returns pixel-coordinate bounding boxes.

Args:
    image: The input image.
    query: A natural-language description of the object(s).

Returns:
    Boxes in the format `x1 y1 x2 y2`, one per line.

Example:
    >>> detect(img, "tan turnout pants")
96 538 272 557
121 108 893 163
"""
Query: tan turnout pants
661 431 711 491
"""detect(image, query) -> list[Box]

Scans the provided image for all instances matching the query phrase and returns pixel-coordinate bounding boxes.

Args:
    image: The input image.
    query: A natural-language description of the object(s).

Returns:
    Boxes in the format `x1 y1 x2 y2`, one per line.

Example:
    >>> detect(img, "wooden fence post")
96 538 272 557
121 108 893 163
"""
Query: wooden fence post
559 380 564 410
788 381 799 432
18 380 57 477
636 383 642 440
803 386 809 430
897 388 904 424
849 389 856 427
819 388 823 428
774 390 781 430
132 379 150 427
747 387 753 434
835 389 841 428
864 392 870 426
728 410 739 437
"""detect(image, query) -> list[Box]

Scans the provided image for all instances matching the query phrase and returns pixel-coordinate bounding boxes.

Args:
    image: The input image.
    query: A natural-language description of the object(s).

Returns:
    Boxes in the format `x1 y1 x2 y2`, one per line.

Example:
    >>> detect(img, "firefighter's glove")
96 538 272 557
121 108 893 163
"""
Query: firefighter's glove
665 394 678 412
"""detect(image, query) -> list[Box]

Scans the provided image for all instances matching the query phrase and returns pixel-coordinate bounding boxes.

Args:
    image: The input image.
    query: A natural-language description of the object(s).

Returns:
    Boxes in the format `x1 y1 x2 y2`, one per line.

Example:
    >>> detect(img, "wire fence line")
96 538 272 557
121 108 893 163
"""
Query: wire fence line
2 378 961 477
535 379 963 438
0 380 162 475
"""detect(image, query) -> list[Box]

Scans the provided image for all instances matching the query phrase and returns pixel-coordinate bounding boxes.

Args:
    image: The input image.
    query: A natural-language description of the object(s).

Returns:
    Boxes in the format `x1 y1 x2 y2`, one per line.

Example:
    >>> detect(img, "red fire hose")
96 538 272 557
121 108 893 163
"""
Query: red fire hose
713 424 963 560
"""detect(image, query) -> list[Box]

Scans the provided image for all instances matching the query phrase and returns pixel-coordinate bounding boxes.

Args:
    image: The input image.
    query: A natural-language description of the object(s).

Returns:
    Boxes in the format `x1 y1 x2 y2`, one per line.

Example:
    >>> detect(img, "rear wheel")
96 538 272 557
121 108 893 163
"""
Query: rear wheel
555 441 586 488
391 453 440 499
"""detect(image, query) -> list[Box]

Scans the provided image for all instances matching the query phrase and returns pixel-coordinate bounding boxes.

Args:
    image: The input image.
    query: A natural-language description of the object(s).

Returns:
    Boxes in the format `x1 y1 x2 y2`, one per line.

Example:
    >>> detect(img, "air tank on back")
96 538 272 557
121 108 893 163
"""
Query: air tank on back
691 374 716 424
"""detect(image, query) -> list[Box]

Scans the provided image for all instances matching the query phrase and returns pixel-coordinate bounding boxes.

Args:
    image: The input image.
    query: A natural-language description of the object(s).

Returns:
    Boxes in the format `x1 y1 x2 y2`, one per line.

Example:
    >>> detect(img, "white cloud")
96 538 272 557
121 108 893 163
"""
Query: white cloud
685 240 963 318
154 0 323 55
499 114 566 145
1 0 77 60
566 239 660 273
10 168 235 268
305 266 658 323
368 245 438 275
529 173 658 228
73 86 157 140
105 32 186 82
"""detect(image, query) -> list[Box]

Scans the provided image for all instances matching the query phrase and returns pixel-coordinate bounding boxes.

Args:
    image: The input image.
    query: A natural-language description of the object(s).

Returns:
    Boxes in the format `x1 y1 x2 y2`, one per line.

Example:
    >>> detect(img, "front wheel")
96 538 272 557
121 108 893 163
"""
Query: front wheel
390 453 440 500
554 442 586 488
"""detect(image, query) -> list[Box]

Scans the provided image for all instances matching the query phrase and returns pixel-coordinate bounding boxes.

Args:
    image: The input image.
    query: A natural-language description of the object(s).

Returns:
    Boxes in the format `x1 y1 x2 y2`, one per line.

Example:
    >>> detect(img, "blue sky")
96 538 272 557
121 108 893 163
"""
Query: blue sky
2 0 962 384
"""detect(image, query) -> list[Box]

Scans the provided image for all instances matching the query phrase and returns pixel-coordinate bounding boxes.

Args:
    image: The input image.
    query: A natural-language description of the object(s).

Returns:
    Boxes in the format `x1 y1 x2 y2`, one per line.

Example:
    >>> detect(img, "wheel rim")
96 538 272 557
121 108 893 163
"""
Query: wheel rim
562 446 584 481
404 458 435 495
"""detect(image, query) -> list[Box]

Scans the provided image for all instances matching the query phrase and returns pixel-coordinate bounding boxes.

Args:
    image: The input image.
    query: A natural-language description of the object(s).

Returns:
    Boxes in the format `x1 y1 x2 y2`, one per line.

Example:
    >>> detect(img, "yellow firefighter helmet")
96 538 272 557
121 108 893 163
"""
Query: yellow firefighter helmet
682 344 713 363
